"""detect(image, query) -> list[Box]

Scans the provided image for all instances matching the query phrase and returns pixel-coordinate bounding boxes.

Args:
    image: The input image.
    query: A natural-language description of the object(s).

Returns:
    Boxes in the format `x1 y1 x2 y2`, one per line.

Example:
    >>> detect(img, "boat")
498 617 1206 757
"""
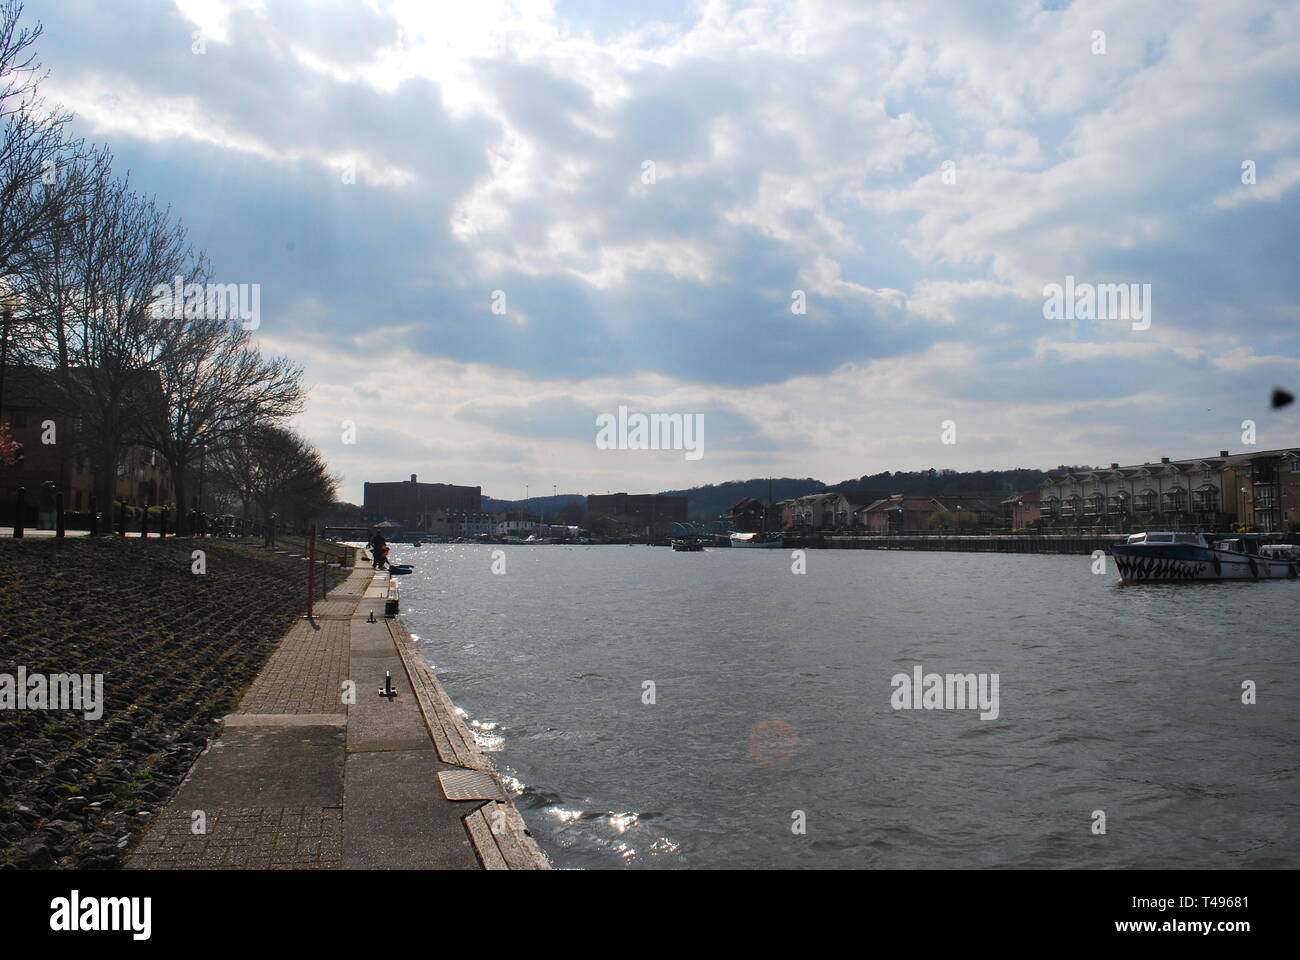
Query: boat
671 539 704 551
1111 532 1300 582
387 563 414 575
729 531 784 548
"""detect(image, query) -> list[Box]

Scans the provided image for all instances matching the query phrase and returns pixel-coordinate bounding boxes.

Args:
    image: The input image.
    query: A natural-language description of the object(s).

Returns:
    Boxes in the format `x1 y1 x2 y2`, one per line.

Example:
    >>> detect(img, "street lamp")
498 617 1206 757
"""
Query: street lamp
198 432 207 513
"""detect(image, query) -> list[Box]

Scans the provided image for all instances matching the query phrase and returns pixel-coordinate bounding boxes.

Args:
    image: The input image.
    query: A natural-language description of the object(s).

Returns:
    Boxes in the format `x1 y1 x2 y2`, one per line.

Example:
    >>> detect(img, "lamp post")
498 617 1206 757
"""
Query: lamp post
198 435 207 526
0 283 20 426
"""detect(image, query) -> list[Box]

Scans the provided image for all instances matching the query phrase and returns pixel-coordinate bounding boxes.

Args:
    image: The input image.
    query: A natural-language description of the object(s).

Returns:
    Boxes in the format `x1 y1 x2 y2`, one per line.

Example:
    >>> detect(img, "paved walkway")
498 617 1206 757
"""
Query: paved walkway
126 562 548 870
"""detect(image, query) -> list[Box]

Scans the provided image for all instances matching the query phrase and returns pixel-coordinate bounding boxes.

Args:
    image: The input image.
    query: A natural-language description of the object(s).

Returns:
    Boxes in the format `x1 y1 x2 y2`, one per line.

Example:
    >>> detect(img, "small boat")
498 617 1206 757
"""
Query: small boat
1112 532 1299 582
671 539 704 551
388 563 414 575
729 531 784 548
413 540 422 547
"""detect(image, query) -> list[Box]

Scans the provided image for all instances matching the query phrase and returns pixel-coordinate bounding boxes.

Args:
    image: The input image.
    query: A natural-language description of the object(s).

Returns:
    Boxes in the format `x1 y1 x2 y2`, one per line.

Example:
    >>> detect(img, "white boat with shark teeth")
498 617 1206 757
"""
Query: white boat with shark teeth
1111 532 1300 582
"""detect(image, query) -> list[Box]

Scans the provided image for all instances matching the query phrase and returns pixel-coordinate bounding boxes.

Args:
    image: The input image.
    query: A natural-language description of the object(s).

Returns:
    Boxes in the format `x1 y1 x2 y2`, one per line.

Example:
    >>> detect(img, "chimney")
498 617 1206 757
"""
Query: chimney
410 474 417 483
1219 450 1228 458
1160 457 1170 464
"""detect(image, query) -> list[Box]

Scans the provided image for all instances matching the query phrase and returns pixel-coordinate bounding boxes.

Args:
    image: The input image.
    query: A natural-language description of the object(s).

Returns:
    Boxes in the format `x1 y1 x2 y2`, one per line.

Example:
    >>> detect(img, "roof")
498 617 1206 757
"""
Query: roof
1044 447 1300 482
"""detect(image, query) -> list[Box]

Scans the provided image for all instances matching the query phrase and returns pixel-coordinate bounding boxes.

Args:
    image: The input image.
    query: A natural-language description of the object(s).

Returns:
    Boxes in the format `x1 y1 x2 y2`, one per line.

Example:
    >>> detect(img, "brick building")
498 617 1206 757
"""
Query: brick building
362 475 481 530
1 365 171 522
585 492 688 526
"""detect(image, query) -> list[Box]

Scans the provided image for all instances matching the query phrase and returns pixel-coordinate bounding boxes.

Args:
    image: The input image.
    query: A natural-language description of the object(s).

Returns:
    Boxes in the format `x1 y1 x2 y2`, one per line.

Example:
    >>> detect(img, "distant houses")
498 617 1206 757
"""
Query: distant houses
768 445 1300 536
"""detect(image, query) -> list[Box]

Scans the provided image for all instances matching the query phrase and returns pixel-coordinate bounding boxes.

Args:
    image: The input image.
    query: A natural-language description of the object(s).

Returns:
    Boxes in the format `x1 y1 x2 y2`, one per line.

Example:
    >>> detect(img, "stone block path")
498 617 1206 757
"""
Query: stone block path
126 562 548 870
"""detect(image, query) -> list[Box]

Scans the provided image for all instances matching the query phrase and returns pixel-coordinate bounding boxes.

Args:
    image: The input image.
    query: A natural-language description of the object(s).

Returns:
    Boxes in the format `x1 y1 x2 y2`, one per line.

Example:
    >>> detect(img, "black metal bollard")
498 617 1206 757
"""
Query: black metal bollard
55 489 65 538
90 495 98 536
160 506 168 538
14 487 24 538
141 504 149 539
118 500 126 537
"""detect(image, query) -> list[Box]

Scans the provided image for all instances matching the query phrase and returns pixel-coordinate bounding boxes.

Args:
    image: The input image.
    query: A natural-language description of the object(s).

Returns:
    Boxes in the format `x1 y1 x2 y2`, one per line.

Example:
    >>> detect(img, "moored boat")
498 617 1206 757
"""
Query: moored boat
671 539 704 551
729 531 784 548
1112 532 1299 582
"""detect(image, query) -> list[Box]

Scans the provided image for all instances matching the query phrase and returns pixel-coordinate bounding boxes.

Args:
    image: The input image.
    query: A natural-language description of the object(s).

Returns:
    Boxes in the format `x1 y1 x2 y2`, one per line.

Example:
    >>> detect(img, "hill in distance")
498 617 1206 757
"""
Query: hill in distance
481 469 1052 522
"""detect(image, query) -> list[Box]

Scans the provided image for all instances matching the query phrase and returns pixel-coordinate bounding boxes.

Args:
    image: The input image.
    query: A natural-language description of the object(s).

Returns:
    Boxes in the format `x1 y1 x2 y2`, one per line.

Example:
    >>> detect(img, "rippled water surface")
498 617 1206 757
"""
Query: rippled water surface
393 544 1299 869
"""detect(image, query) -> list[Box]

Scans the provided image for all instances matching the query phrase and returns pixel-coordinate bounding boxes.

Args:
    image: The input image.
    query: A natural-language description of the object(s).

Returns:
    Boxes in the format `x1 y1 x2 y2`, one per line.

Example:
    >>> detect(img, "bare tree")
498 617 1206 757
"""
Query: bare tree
19 158 202 514
211 424 338 537
0 1 100 278
133 316 304 533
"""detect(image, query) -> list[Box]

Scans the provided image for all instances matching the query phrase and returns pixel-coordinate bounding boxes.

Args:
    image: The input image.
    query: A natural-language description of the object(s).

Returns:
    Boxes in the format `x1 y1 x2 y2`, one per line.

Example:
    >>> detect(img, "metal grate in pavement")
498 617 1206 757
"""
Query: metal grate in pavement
438 769 505 802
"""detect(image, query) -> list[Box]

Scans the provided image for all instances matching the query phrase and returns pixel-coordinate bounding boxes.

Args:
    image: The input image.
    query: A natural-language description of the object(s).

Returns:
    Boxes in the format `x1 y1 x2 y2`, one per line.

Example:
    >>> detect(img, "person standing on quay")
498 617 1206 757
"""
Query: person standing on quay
38 480 57 530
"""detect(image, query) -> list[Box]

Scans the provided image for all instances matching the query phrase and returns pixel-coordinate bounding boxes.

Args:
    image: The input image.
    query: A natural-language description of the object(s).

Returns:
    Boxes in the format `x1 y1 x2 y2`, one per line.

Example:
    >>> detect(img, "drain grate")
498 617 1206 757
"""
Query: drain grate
438 769 505 802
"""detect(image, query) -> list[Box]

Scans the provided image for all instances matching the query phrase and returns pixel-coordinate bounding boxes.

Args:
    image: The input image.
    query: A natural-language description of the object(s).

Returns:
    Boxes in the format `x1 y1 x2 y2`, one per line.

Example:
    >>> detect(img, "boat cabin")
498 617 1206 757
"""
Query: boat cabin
1124 532 1206 545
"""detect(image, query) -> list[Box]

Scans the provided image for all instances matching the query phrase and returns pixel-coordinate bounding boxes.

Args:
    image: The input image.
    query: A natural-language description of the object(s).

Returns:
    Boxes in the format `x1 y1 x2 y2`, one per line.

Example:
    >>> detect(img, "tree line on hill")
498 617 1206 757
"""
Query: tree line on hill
826 467 1053 499
0 2 335 533
664 468 1059 520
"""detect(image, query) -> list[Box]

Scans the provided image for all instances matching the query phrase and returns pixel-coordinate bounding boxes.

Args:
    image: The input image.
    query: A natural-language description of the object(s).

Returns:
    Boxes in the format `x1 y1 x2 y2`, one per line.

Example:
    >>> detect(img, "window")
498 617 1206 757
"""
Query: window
1291 461 1300 473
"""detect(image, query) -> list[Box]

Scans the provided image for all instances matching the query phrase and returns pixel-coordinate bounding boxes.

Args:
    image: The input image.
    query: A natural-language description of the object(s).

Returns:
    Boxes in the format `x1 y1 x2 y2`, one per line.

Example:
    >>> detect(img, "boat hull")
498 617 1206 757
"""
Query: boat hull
729 534 784 548
1112 543 1298 582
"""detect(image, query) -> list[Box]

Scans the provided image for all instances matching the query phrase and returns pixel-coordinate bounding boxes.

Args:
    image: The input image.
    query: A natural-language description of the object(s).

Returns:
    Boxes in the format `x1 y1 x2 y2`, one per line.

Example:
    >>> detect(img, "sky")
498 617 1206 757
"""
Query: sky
30 0 1300 503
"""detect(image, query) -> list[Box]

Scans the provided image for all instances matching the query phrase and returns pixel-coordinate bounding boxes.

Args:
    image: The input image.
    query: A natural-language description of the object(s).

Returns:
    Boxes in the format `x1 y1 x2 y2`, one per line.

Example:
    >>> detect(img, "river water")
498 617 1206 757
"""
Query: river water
394 544 1299 869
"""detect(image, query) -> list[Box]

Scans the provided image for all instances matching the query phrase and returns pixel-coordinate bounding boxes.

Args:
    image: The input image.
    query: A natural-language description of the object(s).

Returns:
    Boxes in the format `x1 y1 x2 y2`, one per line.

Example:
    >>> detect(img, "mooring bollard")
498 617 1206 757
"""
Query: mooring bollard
377 671 397 700
89 495 98 536
55 489 64 538
13 486 24 538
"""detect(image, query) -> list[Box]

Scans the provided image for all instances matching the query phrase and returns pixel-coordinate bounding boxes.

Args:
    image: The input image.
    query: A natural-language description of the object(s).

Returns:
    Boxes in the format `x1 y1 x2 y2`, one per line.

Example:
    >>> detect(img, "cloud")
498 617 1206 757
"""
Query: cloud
25 0 1300 496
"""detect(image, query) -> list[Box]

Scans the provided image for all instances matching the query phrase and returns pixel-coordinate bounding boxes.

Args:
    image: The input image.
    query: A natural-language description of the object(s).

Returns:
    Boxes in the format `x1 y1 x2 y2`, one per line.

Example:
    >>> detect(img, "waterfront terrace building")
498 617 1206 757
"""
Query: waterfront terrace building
789 493 853 531
585 493 688 526
857 495 949 533
938 495 1006 526
362 475 481 530
1003 489 1042 529
726 496 765 532
1225 447 1300 532
1038 447 1300 533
